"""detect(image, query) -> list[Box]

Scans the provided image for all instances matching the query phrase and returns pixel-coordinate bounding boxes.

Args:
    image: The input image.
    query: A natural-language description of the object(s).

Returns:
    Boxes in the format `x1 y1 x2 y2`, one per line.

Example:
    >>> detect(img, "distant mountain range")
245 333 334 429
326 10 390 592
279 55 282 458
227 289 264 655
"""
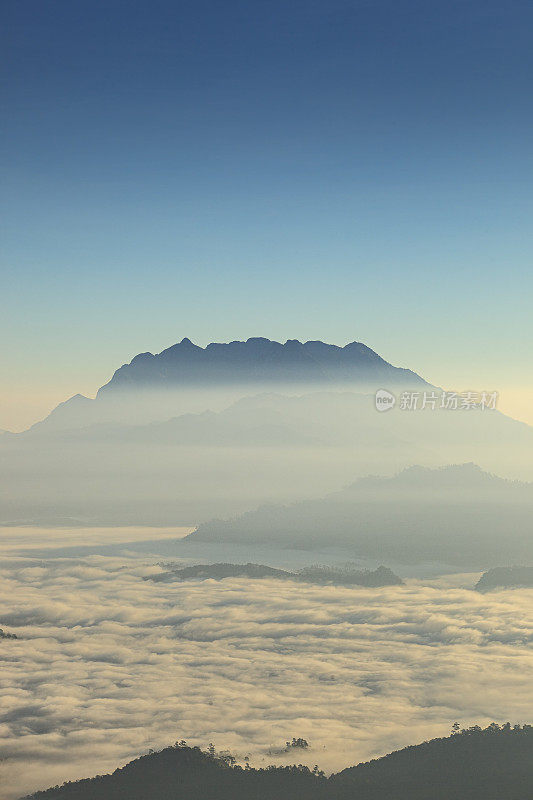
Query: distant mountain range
190 464 533 568
2 388 532 526
2 337 532 527
23 724 533 800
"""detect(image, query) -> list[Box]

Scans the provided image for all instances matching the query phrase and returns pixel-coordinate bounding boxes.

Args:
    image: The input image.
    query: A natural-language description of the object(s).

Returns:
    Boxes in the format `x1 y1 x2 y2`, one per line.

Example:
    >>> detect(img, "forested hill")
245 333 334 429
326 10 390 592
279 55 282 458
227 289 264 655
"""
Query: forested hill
148 562 403 587
331 723 533 799
23 724 533 800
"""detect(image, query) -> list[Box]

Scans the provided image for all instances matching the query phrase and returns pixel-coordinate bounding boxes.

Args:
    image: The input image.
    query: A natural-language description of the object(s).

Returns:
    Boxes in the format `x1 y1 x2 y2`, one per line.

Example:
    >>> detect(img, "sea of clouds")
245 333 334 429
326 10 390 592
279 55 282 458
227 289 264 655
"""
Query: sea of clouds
1 530 532 799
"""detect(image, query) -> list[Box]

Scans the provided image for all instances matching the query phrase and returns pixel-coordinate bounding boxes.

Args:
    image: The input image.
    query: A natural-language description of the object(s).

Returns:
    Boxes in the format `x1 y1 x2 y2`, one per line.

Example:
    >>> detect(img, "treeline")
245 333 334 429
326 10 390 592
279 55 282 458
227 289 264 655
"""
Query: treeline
24 724 532 800
475 566 533 591
149 562 403 587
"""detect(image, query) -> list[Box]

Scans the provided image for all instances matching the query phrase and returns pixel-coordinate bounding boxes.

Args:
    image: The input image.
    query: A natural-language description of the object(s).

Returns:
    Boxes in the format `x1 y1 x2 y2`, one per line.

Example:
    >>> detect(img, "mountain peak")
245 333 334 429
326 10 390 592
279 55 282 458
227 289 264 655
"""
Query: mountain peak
97 337 428 395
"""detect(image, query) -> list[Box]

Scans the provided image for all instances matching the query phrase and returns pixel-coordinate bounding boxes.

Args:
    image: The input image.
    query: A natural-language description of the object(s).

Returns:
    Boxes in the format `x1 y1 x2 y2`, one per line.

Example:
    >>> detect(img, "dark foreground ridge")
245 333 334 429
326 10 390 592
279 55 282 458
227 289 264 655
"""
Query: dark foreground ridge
475 566 533 591
148 562 403 587
23 724 533 800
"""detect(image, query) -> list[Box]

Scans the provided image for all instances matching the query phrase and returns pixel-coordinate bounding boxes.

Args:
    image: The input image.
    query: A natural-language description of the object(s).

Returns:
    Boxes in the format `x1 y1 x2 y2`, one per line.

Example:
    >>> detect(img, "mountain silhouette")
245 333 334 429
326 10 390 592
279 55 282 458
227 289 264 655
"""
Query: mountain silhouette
13 337 427 437
190 464 533 568
22 724 533 800
97 337 427 394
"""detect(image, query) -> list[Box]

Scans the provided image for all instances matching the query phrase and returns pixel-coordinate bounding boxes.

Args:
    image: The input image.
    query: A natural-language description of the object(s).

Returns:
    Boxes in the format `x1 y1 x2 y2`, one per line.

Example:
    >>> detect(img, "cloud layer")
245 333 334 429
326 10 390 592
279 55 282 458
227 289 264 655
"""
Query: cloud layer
1 548 532 798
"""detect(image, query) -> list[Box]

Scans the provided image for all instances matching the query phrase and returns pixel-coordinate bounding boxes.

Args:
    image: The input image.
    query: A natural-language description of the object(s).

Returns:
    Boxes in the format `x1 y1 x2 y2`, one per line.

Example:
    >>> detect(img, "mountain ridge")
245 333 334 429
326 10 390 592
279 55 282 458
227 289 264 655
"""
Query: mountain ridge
97 337 427 394
22 724 533 800
16 337 427 436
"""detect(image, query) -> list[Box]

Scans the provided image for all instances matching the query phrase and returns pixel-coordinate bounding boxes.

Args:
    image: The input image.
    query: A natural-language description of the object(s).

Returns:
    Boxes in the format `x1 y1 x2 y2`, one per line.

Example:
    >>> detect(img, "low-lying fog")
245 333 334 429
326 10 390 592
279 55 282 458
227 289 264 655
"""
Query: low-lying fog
3 390 532 526
1 527 532 799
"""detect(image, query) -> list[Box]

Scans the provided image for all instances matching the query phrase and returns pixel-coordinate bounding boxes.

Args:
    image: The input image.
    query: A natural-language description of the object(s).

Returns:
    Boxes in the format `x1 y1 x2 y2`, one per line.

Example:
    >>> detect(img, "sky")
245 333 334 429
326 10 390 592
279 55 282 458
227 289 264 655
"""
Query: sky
2 0 532 430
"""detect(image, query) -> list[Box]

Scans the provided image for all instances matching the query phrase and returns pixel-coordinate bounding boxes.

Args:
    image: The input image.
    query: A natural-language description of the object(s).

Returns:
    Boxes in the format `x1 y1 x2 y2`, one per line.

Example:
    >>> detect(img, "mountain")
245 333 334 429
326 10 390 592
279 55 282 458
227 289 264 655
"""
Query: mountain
20 337 427 436
330 723 533 800
22 724 533 800
475 566 533 591
98 337 427 394
189 464 533 568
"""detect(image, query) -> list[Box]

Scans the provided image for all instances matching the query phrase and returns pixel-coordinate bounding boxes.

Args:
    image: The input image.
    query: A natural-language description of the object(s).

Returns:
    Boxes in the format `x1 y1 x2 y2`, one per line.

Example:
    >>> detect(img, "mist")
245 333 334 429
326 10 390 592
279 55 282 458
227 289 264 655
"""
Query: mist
2 387 532 528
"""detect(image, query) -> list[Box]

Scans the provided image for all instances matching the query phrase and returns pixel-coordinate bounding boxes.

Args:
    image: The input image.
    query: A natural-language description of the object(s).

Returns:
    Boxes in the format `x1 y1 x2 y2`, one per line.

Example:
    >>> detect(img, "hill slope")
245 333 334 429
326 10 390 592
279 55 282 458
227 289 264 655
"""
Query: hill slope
475 566 533 591
23 724 533 800
331 723 533 800
190 464 533 568
148 562 403 586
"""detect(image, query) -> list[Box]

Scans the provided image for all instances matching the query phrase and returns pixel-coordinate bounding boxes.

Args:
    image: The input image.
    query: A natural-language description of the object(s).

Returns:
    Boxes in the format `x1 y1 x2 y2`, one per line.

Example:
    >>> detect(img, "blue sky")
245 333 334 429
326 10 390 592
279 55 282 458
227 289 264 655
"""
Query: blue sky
2 0 532 428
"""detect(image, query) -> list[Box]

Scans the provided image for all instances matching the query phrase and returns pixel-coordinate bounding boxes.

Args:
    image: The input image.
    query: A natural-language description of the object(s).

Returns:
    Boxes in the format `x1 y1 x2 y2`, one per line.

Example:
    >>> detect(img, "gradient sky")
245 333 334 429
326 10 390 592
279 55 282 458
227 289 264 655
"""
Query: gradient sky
2 0 532 430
